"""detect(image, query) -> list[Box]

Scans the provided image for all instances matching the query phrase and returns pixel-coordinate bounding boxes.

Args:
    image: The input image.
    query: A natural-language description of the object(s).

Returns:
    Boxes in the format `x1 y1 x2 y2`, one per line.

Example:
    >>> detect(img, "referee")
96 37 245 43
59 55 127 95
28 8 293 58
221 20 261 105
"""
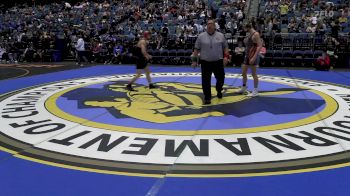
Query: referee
192 19 230 105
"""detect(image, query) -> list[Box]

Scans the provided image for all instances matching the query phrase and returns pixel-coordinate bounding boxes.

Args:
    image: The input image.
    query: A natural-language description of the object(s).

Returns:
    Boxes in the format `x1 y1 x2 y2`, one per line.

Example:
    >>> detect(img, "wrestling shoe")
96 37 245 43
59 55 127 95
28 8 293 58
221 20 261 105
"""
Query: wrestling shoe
237 86 248 94
126 84 135 91
247 89 259 97
149 83 157 89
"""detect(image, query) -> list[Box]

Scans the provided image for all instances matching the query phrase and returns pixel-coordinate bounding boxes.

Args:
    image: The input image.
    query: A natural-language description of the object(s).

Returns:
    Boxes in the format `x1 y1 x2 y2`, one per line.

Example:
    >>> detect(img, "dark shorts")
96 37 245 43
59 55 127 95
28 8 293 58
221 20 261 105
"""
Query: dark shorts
136 57 148 69
243 55 260 66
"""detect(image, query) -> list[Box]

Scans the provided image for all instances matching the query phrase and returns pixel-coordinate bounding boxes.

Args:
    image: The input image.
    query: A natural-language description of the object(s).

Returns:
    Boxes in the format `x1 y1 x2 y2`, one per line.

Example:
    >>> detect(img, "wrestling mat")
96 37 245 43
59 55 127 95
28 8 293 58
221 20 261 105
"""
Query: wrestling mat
0 65 350 196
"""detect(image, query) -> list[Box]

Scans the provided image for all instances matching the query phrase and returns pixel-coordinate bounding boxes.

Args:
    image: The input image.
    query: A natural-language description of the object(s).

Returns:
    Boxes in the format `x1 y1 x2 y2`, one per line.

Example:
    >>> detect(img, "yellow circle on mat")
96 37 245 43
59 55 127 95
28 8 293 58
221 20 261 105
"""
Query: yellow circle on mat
45 82 338 136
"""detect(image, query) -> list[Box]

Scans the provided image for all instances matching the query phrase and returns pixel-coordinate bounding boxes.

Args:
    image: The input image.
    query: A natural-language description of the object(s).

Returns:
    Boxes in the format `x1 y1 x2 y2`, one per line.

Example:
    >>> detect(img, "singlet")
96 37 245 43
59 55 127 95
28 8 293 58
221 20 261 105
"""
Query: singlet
134 46 144 59
244 31 258 57
134 39 147 59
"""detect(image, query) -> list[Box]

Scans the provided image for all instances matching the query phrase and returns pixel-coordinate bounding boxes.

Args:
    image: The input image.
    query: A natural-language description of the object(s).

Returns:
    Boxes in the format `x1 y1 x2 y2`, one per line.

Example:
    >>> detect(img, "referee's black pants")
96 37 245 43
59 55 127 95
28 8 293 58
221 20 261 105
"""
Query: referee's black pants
200 59 225 101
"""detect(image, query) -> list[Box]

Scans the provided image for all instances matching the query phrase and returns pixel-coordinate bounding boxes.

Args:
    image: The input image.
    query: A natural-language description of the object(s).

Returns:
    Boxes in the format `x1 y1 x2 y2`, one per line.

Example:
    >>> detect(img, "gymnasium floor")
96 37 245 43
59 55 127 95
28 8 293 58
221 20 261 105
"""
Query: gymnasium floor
0 64 350 196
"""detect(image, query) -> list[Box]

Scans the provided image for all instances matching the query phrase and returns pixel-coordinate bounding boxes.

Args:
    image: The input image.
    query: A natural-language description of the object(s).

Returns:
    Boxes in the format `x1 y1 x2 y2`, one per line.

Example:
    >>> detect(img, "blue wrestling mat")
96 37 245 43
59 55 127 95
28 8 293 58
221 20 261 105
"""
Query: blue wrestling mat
1 65 350 196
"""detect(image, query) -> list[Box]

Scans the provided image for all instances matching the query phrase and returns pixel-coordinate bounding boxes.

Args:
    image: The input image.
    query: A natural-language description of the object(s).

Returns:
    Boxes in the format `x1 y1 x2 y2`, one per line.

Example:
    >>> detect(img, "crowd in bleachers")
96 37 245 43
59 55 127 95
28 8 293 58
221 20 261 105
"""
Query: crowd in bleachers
0 0 247 64
258 0 350 35
253 0 350 68
0 0 349 68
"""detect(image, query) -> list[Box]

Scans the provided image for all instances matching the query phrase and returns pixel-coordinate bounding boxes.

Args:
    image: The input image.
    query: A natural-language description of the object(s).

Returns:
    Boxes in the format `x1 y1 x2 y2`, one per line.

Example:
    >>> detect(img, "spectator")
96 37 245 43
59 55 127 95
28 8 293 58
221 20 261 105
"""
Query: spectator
236 9 244 21
110 42 125 64
266 18 273 35
288 18 298 33
279 2 289 17
104 42 115 64
272 18 280 33
324 35 340 64
0 45 7 63
315 49 330 71
339 13 348 29
22 43 35 62
234 40 245 66
75 33 88 66
160 23 169 45
8 42 20 63
310 14 318 26
331 20 341 39
219 15 227 32
316 20 327 35
156 34 163 50
306 22 317 33
91 40 102 63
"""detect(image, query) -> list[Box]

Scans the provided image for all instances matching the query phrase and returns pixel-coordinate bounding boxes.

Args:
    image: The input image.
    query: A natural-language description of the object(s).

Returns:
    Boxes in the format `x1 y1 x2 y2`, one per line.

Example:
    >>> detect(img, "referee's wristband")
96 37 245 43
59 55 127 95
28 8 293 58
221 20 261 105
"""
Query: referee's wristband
224 53 230 59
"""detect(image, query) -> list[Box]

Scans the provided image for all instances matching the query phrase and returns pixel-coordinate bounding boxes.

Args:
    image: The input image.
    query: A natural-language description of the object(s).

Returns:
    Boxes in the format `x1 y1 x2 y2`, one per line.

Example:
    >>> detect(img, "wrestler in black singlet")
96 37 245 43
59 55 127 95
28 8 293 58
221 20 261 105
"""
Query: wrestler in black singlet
134 45 149 69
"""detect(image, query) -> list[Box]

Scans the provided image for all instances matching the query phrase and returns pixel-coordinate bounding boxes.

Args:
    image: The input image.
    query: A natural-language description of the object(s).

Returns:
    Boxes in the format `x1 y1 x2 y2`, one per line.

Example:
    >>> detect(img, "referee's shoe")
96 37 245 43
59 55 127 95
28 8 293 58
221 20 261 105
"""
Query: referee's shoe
204 91 223 104
217 91 223 99
204 99 211 105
